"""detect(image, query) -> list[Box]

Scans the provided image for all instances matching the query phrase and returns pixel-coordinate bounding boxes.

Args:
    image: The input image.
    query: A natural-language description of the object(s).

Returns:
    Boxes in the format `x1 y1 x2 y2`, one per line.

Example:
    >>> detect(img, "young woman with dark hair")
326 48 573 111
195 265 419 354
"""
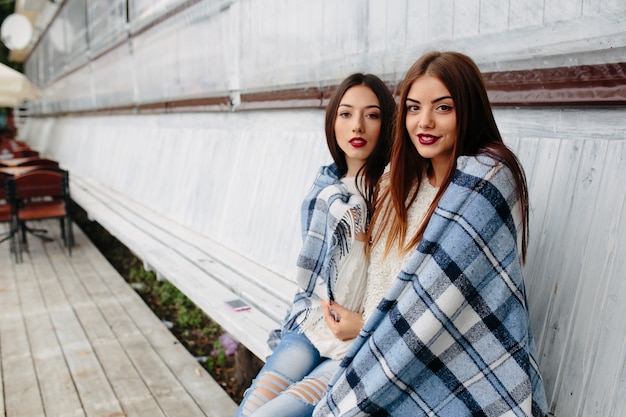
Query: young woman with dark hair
235 73 396 417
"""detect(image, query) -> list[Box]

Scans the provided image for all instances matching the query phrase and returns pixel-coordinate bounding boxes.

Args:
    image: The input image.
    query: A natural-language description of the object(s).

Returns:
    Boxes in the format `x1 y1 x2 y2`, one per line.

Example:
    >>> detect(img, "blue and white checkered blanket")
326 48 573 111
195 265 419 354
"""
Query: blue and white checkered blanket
268 163 367 349
314 155 548 416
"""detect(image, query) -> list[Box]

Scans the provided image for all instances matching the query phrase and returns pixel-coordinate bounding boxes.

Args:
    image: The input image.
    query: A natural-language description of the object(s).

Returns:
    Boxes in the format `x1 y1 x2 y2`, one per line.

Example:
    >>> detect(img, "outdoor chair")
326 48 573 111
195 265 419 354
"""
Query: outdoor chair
0 172 18 259
13 149 40 157
16 158 59 168
8 169 73 262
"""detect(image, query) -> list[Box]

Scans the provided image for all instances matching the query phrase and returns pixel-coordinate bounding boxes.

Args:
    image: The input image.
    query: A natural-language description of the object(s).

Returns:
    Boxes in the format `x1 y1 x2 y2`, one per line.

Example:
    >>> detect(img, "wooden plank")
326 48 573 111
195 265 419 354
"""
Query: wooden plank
0 225 9 415
42 238 168 417
13 238 86 417
572 140 626 417
0 249 46 417
50 306 126 417
521 137 564 354
540 139 608 415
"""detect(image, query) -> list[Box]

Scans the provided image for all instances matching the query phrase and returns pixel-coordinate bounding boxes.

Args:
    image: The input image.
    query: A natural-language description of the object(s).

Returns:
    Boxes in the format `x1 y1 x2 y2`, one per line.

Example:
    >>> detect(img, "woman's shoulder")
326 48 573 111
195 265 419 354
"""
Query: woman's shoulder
312 163 343 187
455 153 517 195
457 153 500 169
456 152 514 177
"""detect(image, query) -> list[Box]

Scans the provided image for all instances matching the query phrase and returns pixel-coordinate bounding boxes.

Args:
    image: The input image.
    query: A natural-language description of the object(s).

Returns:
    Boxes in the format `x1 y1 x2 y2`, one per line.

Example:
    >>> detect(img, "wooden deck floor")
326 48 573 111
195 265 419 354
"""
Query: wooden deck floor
0 220 237 417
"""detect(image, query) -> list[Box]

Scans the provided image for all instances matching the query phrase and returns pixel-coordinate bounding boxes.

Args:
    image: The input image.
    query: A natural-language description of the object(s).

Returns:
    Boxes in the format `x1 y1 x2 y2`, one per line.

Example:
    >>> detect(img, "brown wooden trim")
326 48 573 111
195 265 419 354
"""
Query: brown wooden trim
484 62 626 106
49 104 137 117
236 64 626 107
137 96 231 113
241 87 324 105
238 87 328 110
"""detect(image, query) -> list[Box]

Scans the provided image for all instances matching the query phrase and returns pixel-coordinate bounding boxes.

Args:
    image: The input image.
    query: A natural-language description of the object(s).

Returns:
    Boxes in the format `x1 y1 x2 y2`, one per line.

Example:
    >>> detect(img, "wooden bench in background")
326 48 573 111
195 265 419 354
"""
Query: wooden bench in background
69 173 299 362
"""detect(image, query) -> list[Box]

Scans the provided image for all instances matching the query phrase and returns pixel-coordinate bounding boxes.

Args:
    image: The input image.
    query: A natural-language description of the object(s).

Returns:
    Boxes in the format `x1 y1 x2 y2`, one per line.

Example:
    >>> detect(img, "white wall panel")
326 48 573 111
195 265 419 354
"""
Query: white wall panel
132 0 235 103
508 0 544 30
80 44 135 109
86 0 127 57
128 0 190 34
495 107 626 416
479 0 509 34
453 0 480 38
545 0 583 22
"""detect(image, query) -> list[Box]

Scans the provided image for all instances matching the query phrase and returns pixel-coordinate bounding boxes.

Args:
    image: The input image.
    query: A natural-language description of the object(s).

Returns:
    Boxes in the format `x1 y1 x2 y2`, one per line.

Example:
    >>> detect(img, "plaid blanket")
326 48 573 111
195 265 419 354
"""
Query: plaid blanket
268 163 367 349
314 155 548 416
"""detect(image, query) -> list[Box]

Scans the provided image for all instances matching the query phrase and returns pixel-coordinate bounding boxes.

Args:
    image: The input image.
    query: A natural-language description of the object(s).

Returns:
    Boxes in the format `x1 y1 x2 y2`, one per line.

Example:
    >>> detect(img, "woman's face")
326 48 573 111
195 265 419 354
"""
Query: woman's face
334 84 382 177
405 75 457 178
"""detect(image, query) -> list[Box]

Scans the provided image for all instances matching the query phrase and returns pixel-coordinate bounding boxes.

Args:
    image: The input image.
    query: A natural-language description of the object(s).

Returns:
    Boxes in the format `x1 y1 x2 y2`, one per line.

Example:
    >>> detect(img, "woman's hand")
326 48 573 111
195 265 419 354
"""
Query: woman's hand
321 300 364 341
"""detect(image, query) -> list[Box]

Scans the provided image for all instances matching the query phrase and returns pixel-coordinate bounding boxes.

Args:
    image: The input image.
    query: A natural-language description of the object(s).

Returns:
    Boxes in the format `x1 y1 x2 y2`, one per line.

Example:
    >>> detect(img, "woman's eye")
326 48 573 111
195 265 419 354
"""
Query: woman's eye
438 104 453 112
406 105 419 112
366 113 380 119
339 112 351 118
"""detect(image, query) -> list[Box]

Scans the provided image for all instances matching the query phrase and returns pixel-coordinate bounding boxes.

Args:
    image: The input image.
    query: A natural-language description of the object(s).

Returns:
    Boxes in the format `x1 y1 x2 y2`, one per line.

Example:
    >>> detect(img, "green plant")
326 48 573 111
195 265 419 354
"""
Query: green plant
153 280 180 306
176 304 205 328
202 334 229 373
202 322 221 337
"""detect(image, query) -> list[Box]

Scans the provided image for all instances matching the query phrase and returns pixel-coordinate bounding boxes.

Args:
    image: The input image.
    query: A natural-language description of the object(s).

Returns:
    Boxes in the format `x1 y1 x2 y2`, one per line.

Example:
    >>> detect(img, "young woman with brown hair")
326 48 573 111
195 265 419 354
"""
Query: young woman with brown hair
315 51 548 417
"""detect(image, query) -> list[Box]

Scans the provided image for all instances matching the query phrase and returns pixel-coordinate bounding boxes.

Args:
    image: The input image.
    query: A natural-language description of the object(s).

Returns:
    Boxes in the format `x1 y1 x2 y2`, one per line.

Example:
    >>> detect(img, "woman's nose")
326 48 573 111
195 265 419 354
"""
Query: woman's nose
419 112 433 129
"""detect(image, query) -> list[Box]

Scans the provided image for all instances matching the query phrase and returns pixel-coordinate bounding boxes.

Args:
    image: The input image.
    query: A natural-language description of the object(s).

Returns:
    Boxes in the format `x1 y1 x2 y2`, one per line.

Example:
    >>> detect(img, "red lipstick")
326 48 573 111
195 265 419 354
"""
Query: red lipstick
418 134 439 145
349 137 367 148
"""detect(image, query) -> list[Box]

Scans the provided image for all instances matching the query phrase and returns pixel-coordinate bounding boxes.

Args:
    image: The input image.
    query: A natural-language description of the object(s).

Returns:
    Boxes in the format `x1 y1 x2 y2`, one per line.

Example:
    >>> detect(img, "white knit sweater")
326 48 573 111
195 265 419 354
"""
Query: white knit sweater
363 176 438 321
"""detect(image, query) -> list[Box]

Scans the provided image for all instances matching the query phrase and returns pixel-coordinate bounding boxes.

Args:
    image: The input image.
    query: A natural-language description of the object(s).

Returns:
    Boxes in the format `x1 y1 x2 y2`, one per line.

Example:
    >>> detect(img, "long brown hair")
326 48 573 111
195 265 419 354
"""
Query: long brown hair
325 73 396 215
368 51 529 262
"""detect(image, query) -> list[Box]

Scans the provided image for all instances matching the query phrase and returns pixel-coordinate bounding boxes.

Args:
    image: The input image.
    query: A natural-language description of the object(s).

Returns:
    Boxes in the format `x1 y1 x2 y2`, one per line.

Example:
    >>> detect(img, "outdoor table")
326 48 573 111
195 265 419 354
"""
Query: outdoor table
0 156 43 167
0 166 48 176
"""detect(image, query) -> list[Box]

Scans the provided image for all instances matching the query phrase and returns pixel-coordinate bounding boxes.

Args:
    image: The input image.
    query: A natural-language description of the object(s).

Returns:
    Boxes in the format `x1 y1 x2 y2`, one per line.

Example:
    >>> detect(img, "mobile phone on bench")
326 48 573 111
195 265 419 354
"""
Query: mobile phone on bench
225 298 251 312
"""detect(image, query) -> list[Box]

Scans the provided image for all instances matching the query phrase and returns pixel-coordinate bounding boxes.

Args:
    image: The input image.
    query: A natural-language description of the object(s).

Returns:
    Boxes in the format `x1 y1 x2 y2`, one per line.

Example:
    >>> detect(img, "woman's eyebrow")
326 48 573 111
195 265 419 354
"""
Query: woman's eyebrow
433 95 453 103
406 96 452 104
339 103 381 109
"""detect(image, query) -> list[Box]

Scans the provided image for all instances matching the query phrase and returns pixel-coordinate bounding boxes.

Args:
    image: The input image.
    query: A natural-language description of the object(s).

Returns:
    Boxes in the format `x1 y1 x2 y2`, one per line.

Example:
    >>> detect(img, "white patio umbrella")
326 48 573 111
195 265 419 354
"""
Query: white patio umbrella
0 62 37 107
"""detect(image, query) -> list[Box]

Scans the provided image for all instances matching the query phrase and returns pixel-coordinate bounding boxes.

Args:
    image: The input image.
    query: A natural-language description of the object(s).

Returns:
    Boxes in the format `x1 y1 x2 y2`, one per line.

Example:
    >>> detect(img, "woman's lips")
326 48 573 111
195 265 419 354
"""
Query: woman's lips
349 137 367 148
418 134 439 145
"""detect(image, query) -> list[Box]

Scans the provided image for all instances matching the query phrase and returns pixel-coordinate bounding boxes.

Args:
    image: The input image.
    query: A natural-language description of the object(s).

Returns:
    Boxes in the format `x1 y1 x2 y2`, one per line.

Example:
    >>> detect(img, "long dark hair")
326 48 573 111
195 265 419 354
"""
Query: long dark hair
369 51 529 262
324 73 396 215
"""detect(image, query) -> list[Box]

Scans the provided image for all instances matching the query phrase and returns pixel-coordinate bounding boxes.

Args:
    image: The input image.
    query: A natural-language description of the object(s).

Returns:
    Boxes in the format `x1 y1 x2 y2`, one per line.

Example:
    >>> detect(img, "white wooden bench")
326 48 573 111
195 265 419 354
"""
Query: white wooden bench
69 172 299 362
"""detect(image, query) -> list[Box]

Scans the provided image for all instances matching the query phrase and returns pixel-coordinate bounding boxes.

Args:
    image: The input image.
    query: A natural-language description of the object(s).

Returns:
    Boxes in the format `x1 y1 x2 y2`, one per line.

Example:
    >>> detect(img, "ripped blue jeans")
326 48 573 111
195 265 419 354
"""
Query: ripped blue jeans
234 331 339 417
